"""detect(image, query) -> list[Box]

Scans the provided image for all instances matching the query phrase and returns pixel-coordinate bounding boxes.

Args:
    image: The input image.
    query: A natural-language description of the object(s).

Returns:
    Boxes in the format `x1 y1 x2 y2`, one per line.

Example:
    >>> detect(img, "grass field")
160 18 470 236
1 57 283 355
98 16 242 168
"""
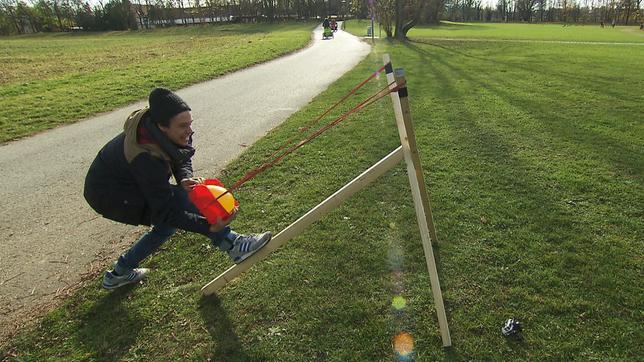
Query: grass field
346 19 644 42
2 23 643 360
0 23 314 143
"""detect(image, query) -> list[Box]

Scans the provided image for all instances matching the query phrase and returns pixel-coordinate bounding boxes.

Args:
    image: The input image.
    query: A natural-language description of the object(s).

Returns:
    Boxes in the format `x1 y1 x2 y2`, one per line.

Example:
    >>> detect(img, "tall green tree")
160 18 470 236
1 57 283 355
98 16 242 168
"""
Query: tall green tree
71 0 97 29
97 0 135 29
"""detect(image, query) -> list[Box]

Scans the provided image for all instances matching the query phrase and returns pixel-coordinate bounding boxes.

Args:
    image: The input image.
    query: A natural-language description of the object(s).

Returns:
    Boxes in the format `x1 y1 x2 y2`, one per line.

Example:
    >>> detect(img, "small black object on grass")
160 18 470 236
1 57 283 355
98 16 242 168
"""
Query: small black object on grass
501 318 522 337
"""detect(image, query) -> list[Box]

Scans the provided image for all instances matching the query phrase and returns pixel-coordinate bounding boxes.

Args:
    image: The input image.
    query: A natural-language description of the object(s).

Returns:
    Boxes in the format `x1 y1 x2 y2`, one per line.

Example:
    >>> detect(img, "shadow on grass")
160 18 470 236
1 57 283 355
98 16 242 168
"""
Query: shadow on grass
199 295 253 361
398 37 639 327
421 22 491 32
402 40 642 178
408 38 630 102
401 39 589 243
74 285 143 361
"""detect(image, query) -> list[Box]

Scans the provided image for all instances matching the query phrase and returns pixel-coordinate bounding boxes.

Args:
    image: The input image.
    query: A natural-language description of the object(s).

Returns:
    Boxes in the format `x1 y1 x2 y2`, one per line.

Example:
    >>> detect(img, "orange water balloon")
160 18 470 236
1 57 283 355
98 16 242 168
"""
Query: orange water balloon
188 179 238 224
393 332 414 357
205 185 236 214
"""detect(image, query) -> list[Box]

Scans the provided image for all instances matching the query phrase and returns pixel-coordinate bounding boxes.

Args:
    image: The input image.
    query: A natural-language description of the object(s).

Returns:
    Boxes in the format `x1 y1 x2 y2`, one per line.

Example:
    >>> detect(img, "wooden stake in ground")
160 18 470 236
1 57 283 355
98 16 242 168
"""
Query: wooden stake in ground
383 53 451 347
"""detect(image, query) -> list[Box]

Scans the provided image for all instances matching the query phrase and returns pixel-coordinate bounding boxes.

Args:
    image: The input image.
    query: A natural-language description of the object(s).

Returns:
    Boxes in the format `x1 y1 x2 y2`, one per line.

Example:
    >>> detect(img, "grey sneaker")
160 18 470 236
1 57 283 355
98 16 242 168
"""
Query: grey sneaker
102 268 149 290
228 232 272 264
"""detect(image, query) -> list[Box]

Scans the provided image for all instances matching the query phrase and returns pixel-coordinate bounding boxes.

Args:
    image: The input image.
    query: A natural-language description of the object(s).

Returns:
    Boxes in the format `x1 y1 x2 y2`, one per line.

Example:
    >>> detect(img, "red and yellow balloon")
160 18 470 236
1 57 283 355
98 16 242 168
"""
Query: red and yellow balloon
188 179 238 224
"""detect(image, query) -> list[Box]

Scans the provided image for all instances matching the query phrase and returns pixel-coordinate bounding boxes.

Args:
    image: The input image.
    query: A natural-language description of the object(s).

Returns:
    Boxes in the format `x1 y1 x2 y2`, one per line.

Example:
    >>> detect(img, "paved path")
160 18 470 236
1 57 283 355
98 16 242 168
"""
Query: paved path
0 25 370 341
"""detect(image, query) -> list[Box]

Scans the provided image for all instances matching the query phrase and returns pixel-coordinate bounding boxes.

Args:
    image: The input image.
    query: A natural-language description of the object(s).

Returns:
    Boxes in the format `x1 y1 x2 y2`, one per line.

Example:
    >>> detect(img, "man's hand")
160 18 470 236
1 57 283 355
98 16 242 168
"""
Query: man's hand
181 177 205 191
208 206 238 232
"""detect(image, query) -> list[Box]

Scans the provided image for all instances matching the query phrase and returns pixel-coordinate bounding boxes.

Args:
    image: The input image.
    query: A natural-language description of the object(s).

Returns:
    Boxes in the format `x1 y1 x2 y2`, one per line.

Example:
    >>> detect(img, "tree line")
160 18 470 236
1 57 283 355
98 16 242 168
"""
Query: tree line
445 0 642 24
375 0 641 38
1 0 642 36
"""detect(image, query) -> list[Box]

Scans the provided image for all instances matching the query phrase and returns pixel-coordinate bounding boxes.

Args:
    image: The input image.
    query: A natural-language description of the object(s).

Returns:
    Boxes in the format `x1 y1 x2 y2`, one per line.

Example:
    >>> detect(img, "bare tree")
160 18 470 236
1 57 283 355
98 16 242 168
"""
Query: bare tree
375 0 394 36
133 0 149 28
516 0 537 20
536 0 545 20
0 0 22 33
391 0 426 39
176 0 185 23
497 0 510 21
424 0 444 23
51 0 67 29
622 0 634 24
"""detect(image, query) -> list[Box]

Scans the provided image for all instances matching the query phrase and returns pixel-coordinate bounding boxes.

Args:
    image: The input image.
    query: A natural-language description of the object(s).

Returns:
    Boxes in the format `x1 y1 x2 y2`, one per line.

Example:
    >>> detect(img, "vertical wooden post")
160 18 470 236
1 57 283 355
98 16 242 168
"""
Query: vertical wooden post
384 54 451 347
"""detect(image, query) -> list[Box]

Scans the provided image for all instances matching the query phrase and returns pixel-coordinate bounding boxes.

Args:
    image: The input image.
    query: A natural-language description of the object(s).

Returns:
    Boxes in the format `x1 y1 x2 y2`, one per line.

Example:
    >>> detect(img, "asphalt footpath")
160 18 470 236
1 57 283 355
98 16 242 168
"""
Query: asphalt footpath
0 24 370 341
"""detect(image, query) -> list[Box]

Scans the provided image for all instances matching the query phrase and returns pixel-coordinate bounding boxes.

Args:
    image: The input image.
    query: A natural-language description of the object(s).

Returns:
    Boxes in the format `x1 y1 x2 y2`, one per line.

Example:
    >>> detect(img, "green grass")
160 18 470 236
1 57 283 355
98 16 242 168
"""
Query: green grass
3 25 643 360
0 22 315 143
346 19 644 42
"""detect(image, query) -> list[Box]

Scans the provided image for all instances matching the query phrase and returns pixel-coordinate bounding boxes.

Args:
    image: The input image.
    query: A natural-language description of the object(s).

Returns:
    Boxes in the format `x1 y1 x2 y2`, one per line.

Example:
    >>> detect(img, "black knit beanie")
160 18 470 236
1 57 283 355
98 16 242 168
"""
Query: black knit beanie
148 87 191 125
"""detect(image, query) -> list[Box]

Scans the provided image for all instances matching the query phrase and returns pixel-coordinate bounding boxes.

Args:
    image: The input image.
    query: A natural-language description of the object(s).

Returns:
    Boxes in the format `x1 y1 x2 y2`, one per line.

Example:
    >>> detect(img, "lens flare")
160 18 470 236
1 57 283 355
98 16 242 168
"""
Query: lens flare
393 332 414 358
392 295 407 310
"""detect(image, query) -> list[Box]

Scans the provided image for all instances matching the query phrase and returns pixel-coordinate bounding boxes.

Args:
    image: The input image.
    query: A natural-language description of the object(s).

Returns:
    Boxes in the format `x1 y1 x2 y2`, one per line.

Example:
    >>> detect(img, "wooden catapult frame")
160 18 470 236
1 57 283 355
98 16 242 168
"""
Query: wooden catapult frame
201 54 452 347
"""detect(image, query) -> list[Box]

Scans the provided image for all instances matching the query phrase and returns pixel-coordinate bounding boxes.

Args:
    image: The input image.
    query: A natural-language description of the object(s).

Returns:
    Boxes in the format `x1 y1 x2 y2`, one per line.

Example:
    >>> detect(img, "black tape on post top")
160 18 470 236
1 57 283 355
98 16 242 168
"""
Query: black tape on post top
395 68 408 98
384 62 393 74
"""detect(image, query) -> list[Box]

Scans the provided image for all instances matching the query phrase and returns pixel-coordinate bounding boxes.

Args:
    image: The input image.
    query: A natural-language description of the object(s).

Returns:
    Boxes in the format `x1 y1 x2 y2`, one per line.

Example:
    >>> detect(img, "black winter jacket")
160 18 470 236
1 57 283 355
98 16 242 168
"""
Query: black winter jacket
84 108 211 235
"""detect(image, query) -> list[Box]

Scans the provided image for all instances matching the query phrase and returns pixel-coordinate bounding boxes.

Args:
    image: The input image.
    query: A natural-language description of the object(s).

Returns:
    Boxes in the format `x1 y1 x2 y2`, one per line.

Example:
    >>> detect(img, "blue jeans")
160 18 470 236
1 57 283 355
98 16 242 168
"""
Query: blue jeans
115 186 238 272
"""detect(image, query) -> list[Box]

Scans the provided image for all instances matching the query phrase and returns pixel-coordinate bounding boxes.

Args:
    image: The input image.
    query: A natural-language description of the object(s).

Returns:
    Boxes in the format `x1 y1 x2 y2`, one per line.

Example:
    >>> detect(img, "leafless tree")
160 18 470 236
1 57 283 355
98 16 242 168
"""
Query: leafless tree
516 0 537 20
393 0 426 39
375 0 394 36
0 0 22 33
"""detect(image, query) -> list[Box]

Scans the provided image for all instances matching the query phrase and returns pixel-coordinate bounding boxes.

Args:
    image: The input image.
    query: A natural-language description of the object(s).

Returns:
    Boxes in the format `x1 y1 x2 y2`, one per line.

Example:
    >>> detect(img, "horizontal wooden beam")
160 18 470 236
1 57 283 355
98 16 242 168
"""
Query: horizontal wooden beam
201 146 404 296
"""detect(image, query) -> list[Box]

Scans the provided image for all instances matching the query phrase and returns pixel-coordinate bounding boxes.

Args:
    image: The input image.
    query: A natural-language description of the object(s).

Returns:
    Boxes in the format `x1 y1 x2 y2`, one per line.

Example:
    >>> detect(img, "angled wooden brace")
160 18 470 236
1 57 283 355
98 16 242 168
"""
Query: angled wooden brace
201 53 451 347
201 146 404 294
